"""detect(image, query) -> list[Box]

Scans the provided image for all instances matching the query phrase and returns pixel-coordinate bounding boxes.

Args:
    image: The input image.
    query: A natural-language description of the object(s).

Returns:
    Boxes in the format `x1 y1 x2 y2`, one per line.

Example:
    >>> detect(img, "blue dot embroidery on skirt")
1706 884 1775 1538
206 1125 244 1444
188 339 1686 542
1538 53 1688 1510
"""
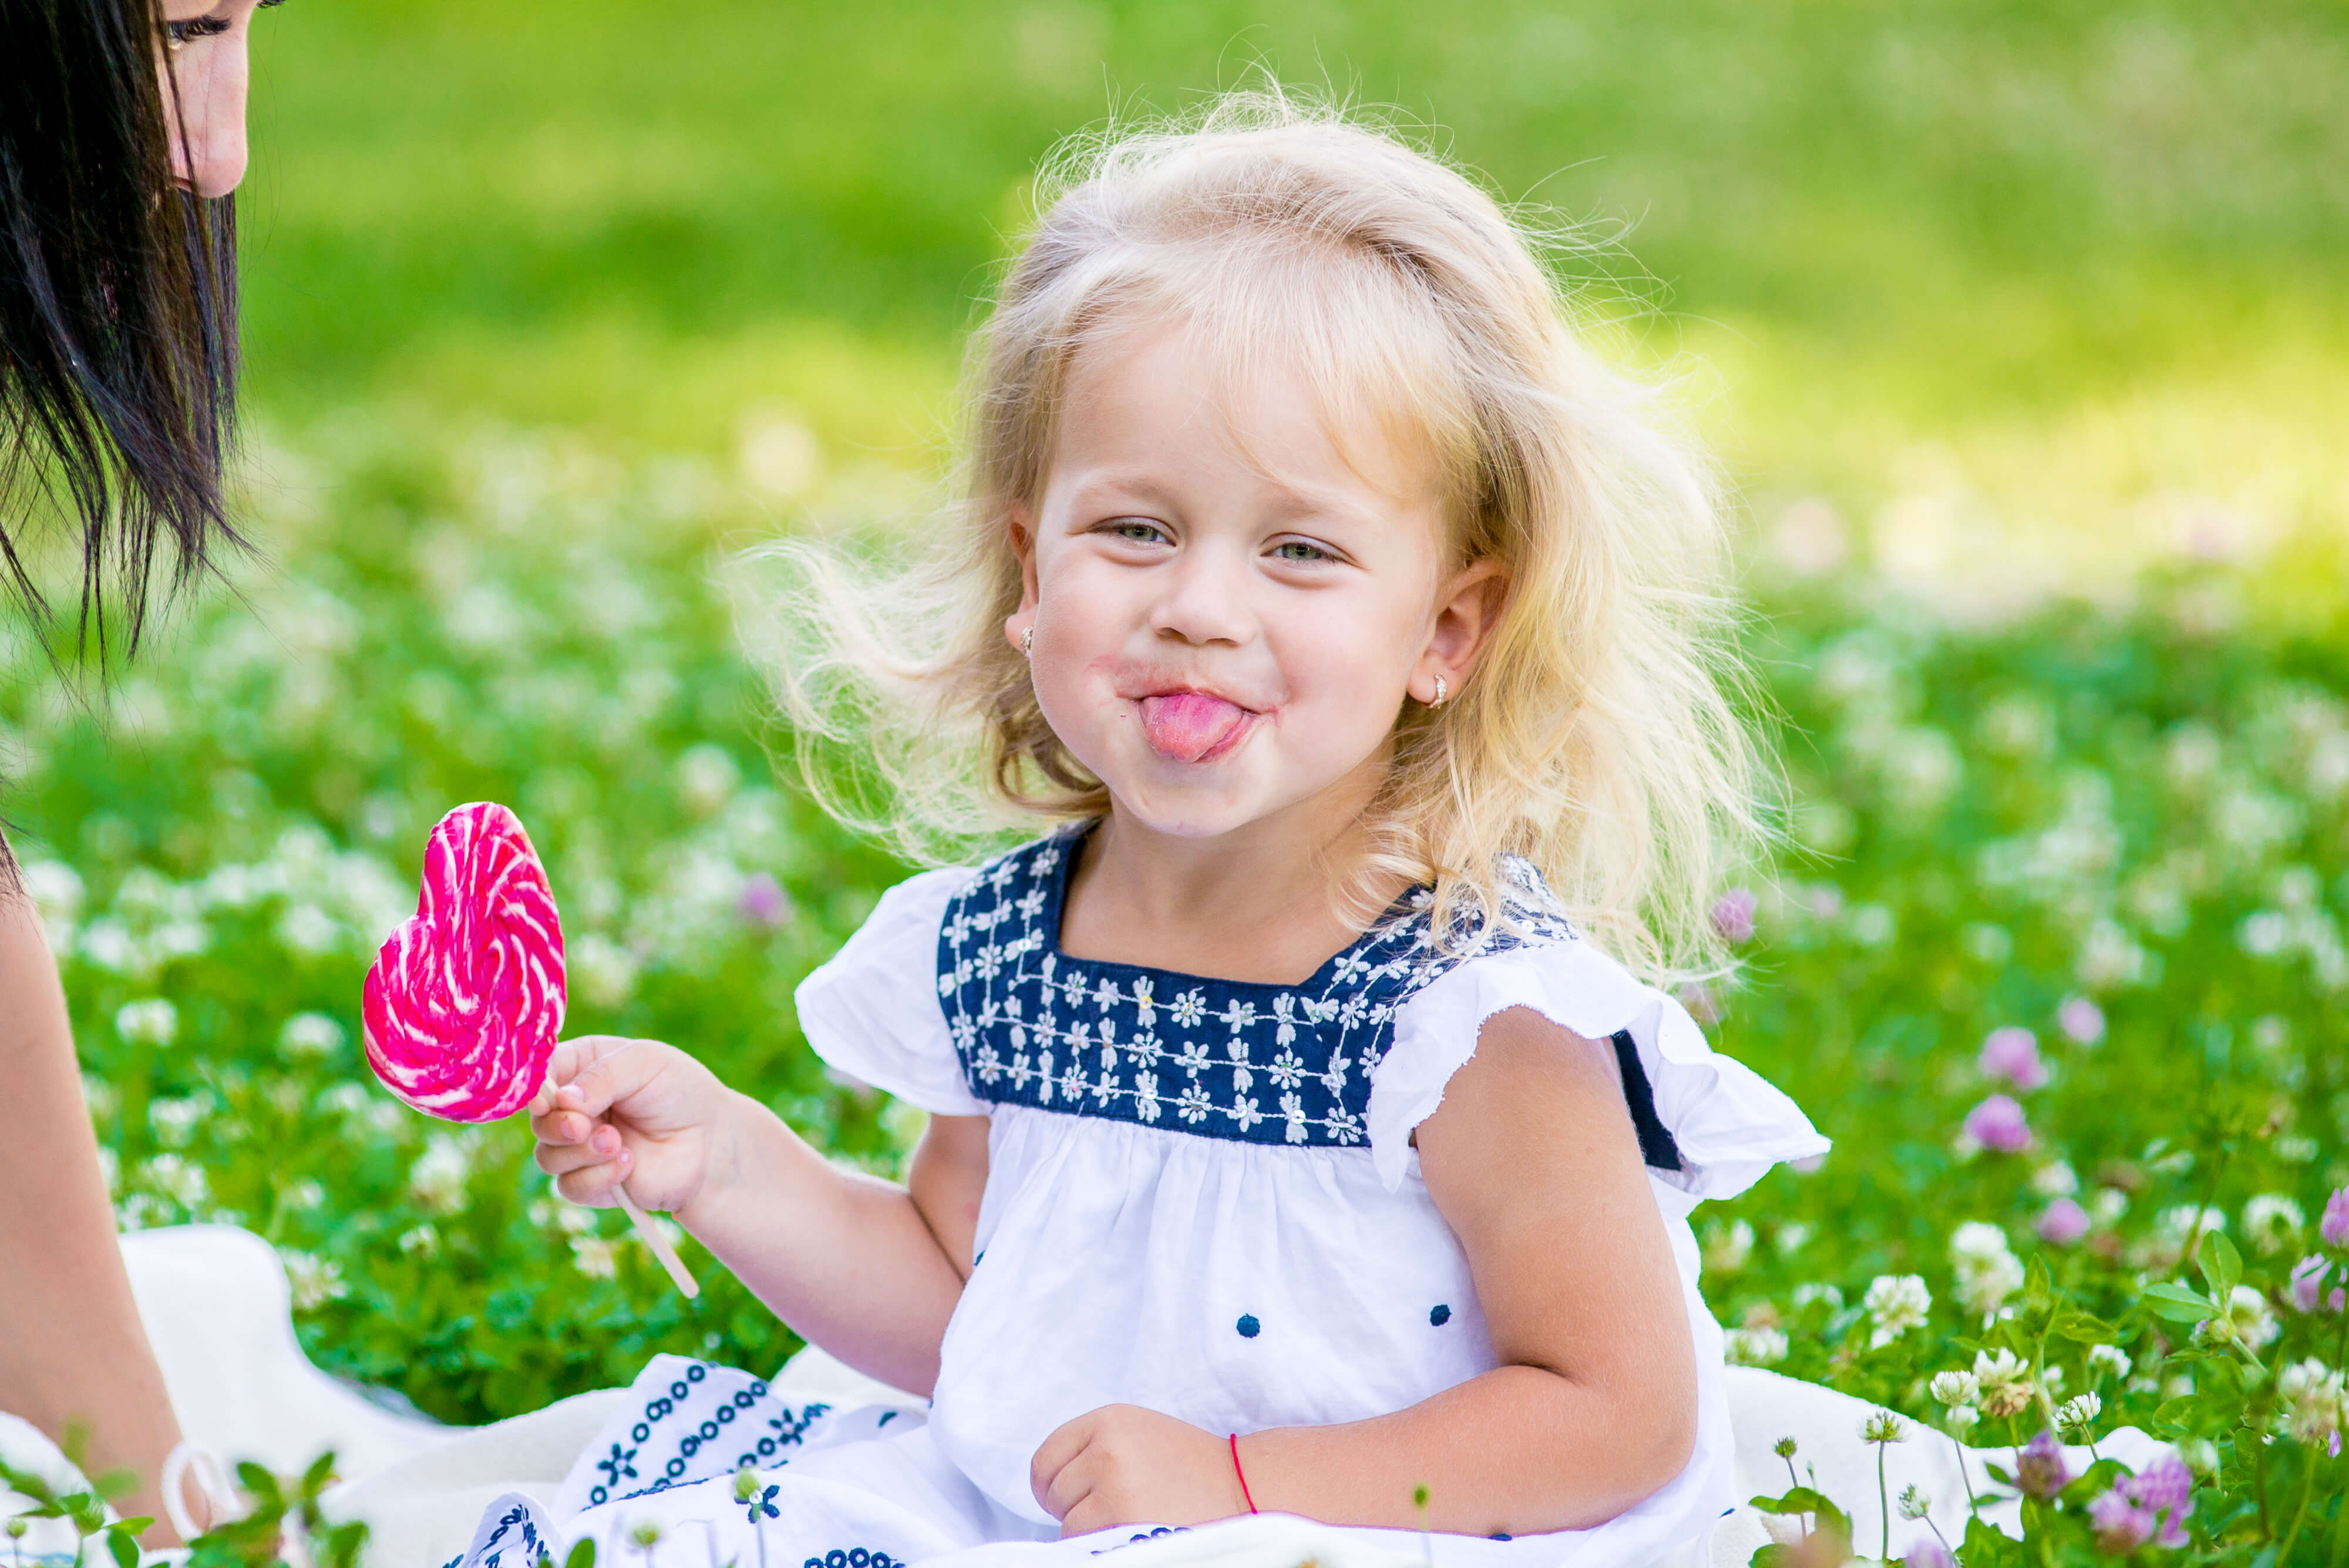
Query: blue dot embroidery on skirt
1429 1304 1452 1325
1236 1314 1260 1338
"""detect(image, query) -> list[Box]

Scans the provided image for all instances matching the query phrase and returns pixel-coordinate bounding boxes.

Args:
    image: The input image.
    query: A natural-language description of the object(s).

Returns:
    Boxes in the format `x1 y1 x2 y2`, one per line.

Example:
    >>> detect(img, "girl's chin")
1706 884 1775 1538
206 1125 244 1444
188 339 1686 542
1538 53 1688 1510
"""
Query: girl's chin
1101 775 1274 839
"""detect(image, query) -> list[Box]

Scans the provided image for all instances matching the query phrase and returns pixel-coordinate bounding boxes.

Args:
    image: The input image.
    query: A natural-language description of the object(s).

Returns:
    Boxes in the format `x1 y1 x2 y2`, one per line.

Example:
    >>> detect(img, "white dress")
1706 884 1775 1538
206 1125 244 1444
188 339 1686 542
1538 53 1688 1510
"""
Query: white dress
442 831 1826 1568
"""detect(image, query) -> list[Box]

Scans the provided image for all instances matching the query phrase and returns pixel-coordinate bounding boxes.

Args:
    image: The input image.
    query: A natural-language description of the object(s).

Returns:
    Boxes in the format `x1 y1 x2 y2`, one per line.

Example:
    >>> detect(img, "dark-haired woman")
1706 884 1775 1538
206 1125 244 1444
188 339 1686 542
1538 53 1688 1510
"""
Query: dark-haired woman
2 0 279 1541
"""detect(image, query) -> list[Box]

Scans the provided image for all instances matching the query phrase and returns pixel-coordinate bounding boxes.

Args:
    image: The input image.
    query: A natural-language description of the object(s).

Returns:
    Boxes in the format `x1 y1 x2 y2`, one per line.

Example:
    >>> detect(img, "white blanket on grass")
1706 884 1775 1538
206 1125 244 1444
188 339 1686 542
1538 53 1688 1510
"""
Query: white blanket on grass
0 1226 2168 1568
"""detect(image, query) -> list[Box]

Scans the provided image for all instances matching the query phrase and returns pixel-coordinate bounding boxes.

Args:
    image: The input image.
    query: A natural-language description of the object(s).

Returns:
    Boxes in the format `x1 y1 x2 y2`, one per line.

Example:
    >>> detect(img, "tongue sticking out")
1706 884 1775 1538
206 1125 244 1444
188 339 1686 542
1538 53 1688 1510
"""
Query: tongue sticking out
1141 692 1253 762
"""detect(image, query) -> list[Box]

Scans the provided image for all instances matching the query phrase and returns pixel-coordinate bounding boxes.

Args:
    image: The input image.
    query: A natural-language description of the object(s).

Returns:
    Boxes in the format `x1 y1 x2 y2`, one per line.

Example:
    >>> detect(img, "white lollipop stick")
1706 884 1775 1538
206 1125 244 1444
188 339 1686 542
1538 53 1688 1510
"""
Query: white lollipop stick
613 1181 701 1298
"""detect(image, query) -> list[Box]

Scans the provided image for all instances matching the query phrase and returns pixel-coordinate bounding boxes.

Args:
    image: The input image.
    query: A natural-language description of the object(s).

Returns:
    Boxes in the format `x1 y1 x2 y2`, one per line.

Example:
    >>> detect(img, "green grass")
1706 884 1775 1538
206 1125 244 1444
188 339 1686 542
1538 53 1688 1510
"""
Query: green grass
9 1 2349 1558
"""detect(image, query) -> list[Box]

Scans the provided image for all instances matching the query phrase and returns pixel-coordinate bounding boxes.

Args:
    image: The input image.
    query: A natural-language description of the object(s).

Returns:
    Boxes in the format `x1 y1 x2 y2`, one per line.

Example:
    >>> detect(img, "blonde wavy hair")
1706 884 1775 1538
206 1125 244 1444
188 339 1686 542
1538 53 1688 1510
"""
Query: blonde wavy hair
756 90 1768 982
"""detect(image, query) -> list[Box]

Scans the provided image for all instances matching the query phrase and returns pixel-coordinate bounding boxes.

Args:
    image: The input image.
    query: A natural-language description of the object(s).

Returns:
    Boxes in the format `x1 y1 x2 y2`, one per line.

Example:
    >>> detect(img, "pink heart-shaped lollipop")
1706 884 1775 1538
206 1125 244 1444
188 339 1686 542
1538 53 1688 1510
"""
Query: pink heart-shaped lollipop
364 802 566 1122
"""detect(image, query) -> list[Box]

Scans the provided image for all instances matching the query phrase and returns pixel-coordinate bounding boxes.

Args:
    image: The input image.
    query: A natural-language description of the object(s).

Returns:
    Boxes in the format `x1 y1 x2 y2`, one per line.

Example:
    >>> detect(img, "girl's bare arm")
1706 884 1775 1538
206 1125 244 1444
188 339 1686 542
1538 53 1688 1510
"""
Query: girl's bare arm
0 893 194 1545
534 1038 989 1397
1240 1005 1698 1533
1034 1005 1696 1537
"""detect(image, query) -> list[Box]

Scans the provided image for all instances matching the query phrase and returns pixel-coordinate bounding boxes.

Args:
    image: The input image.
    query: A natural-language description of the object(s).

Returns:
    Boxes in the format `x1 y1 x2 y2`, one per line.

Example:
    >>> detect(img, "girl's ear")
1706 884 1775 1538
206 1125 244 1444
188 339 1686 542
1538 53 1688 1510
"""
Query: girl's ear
1004 503 1042 654
1410 559 1509 706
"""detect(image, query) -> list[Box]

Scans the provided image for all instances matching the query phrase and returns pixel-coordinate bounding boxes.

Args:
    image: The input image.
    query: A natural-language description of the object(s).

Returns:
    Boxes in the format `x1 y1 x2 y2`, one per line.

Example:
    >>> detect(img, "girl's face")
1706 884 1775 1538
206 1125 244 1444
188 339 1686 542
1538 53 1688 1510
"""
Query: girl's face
1007 321 1502 842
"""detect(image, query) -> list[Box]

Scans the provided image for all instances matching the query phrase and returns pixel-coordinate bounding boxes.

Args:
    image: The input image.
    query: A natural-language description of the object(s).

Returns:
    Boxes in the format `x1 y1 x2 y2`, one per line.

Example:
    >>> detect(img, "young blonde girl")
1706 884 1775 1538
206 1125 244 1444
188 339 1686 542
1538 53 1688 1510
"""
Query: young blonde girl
473 92 1823 1568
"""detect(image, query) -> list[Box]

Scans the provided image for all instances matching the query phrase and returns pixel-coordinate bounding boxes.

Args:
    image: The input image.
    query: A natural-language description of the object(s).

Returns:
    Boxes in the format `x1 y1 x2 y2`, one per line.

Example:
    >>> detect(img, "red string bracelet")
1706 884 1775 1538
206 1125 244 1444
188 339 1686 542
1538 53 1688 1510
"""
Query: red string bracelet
1228 1432 1258 1515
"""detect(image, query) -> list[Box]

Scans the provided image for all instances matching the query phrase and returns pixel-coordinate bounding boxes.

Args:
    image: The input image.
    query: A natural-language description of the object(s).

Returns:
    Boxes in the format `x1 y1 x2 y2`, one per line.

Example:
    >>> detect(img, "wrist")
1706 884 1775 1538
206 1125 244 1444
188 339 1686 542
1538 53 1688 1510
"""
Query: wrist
1228 1431 1260 1517
672 1088 759 1237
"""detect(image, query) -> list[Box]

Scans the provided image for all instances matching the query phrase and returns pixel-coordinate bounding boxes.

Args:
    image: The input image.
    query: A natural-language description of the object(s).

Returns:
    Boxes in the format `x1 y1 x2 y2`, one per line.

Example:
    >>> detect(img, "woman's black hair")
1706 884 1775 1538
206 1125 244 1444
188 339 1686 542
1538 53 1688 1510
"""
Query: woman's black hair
0 0 249 888
0 0 246 667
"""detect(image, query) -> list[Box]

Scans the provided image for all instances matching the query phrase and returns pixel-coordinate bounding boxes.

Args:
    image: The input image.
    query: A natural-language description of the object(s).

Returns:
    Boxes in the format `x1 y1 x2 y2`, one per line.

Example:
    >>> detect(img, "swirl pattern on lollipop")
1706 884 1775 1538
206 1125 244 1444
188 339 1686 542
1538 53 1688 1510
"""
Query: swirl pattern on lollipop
365 802 566 1122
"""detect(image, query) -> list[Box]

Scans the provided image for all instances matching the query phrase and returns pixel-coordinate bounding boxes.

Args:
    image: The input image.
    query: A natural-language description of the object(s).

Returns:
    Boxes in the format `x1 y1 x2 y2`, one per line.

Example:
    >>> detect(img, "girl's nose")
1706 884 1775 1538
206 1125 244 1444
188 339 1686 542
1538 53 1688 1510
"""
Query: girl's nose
1150 540 1256 647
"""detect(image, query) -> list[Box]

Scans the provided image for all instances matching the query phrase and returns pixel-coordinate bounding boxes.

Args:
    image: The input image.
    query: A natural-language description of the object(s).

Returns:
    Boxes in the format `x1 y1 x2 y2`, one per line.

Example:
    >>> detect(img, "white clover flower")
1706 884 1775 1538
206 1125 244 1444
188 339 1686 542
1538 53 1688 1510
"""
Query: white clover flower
570 932 641 1010
1860 1409 1908 1444
2276 1360 2345 1446
674 743 742 816
2056 1392 2103 1436
1864 1274 1933 1347
2090 1188 2130 1226
147 1095 209 1149
1792 1283 1845 1313
1945 1405 1980 1435
2243 1194 2306 1256
284 1179 325 1210
1930 1370 1981 1408
571 1236 620 1279
22 860 85 921
115 1192 168 1231
278 1012 346 1058
1973 1348 2036 1418
1950 1222 2026 1315
137 1153 207 1207
1725 1327 1791 1367
2217 1284 2280 1350
1896 1485 1931 1521
1703 1219 1755 1274
398 1224 440 1258
317 1082 371 1116
408 1133 473 1216
1773 1222 1814 1257
2030 1160 2081 1198
276 903 341 956
115 998 179 1047
2156 1204 2227 1241
2087 1344 2132 1381
95 1145 120 1196
280 1250 346 1310
1950 1220 2011 1263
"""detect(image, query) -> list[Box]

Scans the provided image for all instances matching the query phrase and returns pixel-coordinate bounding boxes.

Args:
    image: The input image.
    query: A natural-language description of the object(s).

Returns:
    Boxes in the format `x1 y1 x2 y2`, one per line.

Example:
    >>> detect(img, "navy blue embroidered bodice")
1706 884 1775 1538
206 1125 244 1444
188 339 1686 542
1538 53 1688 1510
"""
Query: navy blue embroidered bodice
934 827 1682 1165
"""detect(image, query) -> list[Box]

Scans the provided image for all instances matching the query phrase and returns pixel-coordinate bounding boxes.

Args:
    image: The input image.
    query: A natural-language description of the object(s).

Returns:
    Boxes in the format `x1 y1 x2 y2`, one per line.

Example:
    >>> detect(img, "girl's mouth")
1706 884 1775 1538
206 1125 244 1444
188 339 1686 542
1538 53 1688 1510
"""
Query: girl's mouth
1139 691 1258 763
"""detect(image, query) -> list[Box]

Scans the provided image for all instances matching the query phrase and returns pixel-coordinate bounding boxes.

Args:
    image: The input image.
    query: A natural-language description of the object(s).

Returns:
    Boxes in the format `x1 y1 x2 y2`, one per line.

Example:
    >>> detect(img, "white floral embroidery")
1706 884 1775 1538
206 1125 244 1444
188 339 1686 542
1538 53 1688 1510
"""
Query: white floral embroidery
938 836 1586 1149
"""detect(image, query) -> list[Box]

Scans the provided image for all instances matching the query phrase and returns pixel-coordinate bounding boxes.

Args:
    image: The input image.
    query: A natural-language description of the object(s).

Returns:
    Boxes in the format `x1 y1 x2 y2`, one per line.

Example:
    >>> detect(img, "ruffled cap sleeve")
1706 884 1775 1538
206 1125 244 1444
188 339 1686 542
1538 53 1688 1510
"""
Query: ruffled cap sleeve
793 866 988 1117
1367 935 1827 1199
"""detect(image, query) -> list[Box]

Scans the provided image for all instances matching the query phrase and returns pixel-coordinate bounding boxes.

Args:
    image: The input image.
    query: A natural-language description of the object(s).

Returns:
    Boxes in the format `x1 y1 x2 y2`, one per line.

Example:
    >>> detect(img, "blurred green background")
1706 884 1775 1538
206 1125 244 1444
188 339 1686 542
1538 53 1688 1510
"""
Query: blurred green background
238 0 2348 594
7 0 2348 1445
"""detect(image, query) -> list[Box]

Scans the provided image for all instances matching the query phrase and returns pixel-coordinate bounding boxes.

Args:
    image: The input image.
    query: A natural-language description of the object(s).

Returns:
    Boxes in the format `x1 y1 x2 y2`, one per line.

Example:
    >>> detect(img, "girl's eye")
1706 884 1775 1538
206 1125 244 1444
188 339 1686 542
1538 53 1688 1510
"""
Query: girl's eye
1270 539 1334 563
1102 519 1169 546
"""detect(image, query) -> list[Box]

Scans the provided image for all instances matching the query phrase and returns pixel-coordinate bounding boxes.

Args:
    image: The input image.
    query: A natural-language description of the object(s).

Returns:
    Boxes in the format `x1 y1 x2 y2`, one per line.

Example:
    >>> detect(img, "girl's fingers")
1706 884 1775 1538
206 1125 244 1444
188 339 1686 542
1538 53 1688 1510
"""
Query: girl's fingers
556 1039 663 1121
535 1132 622 1177
1028 1416 1094 1516
554 1157 629 1207
530 1108 607 1148
533 1035 636 1117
